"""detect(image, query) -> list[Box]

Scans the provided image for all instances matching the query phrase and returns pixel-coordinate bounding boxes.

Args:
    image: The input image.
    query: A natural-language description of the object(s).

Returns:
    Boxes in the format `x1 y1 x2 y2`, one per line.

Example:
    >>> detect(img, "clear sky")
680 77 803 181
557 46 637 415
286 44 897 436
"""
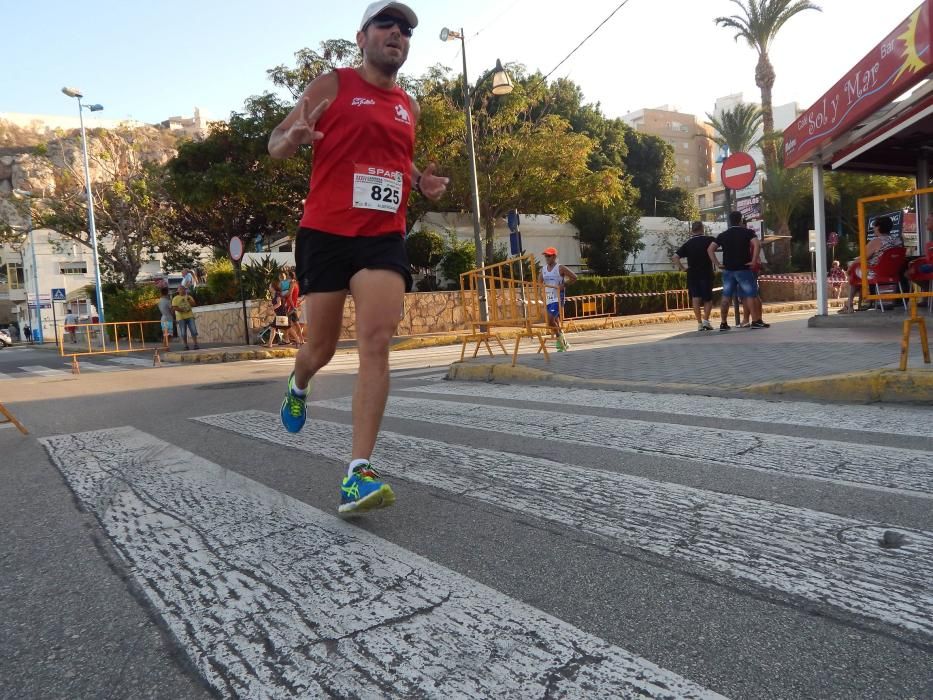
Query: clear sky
0 0 923 126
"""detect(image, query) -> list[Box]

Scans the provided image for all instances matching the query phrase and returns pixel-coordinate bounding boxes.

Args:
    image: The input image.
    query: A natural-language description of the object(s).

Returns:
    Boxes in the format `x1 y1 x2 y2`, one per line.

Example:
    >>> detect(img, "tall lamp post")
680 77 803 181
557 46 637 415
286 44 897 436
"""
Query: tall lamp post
61 86 106 323
440 27 513 322
11 189 42 342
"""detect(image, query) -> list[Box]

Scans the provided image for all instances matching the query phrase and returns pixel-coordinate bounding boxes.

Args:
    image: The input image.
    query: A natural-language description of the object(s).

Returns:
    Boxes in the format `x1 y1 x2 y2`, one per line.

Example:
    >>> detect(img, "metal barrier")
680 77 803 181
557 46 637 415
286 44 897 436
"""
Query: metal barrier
58 320 167 374
561 293 617 331
663 289 691 317
0 402 27 434
459 255 551 366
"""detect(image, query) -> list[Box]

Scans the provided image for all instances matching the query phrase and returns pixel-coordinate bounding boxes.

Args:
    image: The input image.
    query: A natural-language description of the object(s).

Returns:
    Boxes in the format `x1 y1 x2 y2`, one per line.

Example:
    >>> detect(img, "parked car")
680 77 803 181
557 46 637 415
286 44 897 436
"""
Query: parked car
0 328 12 348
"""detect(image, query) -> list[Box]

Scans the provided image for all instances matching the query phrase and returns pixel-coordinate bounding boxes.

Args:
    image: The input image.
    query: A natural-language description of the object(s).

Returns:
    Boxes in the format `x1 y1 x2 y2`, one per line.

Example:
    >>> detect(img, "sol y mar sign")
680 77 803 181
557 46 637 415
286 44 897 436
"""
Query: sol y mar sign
782 0 932 168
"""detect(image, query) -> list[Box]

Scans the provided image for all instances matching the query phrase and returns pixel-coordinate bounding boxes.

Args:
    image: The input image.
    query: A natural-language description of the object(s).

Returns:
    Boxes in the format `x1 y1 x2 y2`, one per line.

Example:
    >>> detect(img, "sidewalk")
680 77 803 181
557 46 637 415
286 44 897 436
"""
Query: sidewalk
448 316 933 404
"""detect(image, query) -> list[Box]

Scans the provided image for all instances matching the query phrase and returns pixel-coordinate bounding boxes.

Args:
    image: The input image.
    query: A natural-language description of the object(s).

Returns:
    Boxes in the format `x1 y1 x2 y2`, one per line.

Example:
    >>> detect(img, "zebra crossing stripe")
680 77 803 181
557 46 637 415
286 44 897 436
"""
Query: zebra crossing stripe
106 356 152 366
194 410 933 638
312 395 933 496
19 365 70 377
39 427 724 700
402 383 933 439
77 362 126 372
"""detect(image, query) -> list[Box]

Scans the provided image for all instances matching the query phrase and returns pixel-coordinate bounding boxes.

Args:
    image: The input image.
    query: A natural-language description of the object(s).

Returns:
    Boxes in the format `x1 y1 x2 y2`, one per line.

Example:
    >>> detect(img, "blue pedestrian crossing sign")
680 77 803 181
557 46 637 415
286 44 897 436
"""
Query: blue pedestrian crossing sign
51 288 67 302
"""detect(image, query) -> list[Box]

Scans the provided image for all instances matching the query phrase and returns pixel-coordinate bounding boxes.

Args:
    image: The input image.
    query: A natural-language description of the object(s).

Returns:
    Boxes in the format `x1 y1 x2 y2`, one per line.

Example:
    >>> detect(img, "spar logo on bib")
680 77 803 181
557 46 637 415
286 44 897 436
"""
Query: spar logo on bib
394 103 411 125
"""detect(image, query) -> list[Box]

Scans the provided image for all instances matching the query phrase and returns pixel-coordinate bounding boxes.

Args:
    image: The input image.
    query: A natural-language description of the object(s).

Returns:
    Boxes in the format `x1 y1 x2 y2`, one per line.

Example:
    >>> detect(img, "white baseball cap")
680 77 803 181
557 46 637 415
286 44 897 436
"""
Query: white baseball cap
359 2 418 31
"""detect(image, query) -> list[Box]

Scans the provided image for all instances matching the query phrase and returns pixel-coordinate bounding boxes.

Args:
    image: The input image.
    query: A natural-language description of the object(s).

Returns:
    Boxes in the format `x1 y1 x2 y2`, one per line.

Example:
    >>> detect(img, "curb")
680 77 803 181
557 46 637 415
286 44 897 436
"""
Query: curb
445 362 738 397
446 363 933 404
745 369 933 404
163 347 300 363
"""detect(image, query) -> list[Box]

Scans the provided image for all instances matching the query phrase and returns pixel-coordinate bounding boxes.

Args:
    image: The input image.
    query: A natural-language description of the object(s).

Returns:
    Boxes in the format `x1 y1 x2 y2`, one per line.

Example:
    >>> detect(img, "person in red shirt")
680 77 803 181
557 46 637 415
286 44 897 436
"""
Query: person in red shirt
269 1 448 514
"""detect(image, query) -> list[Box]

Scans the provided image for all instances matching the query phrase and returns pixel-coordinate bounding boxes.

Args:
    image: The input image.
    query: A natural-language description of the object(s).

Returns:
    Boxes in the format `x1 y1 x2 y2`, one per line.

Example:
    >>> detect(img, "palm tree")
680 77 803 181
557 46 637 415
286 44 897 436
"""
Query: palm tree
706 103 763 157
706 103 763 213
762 139 837 268
715 0 822 171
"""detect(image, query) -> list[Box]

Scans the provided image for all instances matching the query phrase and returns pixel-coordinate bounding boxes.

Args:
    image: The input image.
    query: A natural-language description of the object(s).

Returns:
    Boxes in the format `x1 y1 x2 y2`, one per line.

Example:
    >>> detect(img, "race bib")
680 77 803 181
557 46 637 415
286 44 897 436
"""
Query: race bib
353 165 403 213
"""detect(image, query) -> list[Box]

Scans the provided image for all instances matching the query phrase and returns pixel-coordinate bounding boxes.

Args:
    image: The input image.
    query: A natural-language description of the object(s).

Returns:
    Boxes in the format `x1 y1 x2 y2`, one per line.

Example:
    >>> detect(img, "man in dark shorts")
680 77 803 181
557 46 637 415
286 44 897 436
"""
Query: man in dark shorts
708 211 769 331
268 1 448 514
672 221 716 331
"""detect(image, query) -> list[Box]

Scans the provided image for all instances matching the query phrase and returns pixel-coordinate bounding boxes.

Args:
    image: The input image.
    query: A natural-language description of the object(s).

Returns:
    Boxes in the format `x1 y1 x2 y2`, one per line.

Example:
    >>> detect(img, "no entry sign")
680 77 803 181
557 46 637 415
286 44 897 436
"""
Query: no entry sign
721 152 756 190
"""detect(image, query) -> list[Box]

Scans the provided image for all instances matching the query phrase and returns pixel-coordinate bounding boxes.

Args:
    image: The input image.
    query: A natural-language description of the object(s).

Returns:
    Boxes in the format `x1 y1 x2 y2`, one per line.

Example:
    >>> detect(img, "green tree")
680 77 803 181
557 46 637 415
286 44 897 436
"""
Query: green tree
38 150 174 288
623 130 676 215
439 235 476 289
706 103 762 156
571 194 643 275
715 0 822 170
655 187 700 220
762 142 837 268
825 172 915 242
266 40 361 99
405 228 445 271
164 93 308 252
418 67 623 261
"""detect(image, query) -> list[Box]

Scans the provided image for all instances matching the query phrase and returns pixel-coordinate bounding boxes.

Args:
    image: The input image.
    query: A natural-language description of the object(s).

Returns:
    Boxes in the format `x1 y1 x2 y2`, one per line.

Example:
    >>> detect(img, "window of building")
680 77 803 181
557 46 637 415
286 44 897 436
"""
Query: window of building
60 262 88 275
684 176 691 185
698 194 707 207
713 192 726 206
7 263 24 289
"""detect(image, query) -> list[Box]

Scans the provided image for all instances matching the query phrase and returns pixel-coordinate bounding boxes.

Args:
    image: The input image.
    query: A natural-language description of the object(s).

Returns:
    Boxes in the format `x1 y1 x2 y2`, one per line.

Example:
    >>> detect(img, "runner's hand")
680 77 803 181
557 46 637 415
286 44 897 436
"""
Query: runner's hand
418 163 449 200
287 97 329 147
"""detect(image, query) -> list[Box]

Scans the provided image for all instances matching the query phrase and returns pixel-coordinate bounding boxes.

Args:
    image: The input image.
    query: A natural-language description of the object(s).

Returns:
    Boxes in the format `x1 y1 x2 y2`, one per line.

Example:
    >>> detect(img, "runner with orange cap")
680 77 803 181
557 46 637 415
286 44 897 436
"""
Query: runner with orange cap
541 247 577 351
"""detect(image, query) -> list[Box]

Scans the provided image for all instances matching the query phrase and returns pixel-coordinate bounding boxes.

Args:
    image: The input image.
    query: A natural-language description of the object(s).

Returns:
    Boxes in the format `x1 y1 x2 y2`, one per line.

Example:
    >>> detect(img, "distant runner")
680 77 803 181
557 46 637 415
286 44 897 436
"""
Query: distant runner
541 247 577 351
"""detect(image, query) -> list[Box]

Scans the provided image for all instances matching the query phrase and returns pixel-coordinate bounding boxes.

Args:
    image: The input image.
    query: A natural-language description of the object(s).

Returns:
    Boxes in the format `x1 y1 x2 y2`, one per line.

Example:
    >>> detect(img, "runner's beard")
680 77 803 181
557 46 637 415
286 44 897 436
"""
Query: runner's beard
367 44 408 76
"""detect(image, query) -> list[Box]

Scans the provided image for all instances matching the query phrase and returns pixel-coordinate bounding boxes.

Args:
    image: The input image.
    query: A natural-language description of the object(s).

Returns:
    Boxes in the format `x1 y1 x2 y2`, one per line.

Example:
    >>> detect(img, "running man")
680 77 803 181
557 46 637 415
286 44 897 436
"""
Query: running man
269 1 449 514
672 221 716 331
541 247 577 351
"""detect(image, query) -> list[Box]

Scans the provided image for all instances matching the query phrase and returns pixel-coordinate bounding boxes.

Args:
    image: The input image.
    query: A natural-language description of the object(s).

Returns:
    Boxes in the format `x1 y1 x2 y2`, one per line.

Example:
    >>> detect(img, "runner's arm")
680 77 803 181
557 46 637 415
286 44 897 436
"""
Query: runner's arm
558 265 578 285
268 73 338 159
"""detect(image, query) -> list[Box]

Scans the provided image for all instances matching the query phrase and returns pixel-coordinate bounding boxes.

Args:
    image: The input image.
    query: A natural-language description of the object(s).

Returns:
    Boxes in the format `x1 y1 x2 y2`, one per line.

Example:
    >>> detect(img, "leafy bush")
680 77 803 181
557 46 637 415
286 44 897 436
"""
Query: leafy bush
439 236 476 289
203 258 238 304
99 283 163 341
570 271 705 314
242 255 286 299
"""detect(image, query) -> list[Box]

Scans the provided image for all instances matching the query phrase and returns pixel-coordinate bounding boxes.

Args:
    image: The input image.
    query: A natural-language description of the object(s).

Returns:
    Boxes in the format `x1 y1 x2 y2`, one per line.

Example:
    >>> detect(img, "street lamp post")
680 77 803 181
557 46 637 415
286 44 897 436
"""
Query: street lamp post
61 87 106 323
11 189 42 343
440 28 513 323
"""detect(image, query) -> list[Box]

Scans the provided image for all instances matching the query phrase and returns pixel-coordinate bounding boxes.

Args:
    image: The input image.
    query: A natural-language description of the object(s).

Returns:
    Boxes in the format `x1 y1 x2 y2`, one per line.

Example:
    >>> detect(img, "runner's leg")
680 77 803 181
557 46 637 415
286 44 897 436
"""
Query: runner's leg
293 291 347 389
348 269 405 460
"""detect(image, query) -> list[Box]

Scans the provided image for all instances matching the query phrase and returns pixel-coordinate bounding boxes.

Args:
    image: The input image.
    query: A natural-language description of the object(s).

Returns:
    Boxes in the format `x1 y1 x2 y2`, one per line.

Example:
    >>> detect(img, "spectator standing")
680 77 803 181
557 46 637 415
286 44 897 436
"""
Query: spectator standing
63 309 78 343
286 269 305 346
23 323 32 344
158 287 175 347
171 286 200 350
708 211 769 330
672 221 716 331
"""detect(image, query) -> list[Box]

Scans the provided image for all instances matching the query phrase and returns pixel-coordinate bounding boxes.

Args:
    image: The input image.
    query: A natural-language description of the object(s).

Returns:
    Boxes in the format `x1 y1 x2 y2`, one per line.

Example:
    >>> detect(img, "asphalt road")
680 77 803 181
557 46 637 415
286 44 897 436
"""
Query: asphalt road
1 323 930 699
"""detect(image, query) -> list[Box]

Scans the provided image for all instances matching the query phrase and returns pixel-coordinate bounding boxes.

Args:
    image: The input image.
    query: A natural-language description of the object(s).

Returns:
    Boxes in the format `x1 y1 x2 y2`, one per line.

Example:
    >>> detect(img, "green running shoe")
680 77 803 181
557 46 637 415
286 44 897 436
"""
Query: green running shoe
280 371 308 433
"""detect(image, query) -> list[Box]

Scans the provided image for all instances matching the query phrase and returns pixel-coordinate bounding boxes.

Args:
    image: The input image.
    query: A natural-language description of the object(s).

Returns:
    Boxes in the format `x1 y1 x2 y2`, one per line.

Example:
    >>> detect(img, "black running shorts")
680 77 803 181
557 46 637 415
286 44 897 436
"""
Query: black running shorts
295 228 412 295
686 273 713 302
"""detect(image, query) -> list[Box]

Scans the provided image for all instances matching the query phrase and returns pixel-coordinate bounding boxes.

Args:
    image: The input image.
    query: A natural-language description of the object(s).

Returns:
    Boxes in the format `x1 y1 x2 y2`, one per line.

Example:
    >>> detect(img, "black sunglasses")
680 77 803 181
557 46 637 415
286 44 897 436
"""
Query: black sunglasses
367 13 414 37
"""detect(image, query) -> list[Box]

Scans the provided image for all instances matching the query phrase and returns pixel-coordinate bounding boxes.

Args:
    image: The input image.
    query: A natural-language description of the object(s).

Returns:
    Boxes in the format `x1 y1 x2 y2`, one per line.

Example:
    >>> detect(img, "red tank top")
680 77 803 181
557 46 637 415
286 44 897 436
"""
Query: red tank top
300 68 415 237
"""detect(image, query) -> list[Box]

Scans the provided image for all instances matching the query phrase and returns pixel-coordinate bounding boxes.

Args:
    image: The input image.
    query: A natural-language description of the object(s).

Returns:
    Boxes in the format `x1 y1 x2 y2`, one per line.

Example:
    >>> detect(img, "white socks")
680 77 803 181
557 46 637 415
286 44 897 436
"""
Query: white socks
348 458 370 477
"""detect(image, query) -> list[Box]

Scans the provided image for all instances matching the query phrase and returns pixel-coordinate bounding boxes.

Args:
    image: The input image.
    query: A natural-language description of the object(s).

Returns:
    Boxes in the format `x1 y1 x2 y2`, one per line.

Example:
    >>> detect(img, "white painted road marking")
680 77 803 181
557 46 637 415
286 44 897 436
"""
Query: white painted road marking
18 365 70 377
313 395 933 496
40 427 724 700
403 382 933 440
197 411 933 638
78 362 127 373
106 356 152 366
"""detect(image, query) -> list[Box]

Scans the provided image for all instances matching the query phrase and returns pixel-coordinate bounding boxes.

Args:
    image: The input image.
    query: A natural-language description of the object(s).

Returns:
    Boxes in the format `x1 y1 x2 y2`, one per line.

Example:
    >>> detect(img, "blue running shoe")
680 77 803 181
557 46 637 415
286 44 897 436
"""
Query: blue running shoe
338 463 396 514
280 371 308 433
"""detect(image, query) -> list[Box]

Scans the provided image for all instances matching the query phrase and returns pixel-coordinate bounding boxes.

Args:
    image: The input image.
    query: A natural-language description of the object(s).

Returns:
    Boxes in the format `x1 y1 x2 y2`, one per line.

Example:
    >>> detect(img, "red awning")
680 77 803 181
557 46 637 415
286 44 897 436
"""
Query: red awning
783 0 932 169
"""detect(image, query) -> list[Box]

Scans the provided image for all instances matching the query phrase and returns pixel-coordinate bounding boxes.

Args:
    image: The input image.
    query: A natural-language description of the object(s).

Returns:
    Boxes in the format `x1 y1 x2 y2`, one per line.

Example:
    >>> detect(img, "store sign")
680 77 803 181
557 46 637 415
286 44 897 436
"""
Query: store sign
783 0 932 168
